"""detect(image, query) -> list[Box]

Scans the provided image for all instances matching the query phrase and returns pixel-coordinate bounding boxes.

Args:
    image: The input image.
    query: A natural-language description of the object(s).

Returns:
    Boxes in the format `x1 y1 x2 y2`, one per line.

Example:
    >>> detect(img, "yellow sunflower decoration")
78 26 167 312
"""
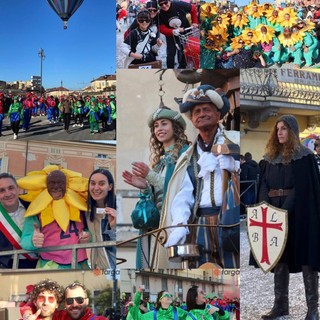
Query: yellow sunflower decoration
200 3 218 20
266 8 280 24
301 20 316 33
255 24 275 43
245 1 262 19
18 165 88 232
278 8 298 28
278 27 303 47
230 35 245 50
242 28 258 45
206 27 229 50
211 14 230 30
231 12 249 29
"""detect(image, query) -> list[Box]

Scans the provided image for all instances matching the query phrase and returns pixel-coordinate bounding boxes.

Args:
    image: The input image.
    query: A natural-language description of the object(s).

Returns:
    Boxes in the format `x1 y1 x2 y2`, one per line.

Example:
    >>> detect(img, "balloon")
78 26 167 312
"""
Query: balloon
46 0 85 29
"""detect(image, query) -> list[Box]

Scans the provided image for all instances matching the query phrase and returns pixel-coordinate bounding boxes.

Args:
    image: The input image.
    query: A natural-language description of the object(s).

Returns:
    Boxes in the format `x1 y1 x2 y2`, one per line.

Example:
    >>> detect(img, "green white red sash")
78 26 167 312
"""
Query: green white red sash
0 203 37 260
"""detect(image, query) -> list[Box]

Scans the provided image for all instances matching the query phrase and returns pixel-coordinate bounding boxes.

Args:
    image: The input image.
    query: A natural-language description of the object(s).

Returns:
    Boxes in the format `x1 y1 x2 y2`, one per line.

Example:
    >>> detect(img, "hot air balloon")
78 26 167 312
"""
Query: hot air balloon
47 0 85 29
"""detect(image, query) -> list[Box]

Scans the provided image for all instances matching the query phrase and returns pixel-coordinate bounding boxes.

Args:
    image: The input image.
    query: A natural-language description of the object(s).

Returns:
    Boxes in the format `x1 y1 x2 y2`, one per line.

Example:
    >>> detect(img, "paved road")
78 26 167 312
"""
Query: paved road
0 115 116 141
240 219 311 320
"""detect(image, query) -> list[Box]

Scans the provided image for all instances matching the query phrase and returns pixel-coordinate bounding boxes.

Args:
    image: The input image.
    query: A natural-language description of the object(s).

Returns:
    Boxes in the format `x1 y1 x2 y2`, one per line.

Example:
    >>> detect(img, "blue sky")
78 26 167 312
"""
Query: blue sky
0 0 115 90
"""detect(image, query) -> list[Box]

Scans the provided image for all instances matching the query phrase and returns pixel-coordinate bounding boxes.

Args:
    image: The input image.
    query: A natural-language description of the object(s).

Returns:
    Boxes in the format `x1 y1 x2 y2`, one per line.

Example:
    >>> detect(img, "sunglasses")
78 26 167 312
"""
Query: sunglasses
160 293 173 300
148 9 158 13
65 297 86 305
37 296 56 304
138 18 151 23
159 1 169 6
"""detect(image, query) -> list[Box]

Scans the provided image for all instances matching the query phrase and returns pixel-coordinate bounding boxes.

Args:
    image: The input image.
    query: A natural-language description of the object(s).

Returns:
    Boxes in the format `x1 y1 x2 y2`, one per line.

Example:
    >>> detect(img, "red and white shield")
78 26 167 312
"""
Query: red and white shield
246 201 288 273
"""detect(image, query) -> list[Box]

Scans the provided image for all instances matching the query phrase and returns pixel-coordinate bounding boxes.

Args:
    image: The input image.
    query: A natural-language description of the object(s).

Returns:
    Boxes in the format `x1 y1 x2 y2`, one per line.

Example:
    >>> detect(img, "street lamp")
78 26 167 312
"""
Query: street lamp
38 48 45 96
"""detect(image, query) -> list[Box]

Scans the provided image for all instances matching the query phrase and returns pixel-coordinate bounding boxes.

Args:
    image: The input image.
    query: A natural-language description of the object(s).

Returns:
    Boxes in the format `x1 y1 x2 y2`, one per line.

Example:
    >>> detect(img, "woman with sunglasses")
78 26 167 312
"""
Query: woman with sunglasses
186 286 230 320
121 9 162 68
124 1 160 40
128 287 189 319
86 168 117 269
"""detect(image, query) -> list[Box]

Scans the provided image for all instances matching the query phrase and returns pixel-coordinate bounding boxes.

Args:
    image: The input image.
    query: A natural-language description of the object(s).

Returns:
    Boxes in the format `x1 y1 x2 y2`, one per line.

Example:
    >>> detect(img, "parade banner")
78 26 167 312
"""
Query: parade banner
247 201 288 273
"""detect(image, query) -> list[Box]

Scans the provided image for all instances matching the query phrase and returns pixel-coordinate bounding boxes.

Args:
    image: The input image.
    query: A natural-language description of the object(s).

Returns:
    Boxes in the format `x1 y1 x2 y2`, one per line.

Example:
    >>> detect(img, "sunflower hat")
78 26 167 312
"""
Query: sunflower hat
266 8 281 24
206 27 229 50
200 3 218 20
242 28 258 45
255 24 275 43
231 12 249 29
245 1 262 19
230 35 246 50
278 27 303 47
18 165 88 232
278 7 298 28
211 14 230 30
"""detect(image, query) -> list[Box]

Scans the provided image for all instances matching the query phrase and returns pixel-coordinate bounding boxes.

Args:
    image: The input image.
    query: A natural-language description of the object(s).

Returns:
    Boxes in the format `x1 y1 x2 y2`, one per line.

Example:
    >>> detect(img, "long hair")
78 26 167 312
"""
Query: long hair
88 168 116 222
265 121 301 164
186 286 205 311
149 120 190 168
155 290 166 310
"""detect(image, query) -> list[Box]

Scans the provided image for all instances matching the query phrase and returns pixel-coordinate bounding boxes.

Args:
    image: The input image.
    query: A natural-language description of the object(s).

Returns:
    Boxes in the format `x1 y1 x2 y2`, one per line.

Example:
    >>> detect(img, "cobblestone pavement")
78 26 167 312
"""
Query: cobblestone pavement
240 220 315 320
0 115 116 141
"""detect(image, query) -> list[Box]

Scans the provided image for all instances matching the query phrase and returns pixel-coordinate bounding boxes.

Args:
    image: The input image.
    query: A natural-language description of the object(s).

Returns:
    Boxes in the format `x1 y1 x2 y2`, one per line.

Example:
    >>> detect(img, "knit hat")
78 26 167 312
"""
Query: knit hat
148 107 186 130
277 115 299 137
179 84 230 119
146 1 157 9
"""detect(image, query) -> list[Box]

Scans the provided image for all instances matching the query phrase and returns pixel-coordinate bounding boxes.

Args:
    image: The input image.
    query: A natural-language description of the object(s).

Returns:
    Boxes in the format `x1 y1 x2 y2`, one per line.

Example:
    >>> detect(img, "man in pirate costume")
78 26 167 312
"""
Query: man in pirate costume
156 85 240 269
0 173 37 268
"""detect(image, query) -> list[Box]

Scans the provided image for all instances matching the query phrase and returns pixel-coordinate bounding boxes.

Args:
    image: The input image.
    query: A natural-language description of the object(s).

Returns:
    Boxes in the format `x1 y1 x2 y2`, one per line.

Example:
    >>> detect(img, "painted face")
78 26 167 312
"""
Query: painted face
35 291 58 319
153 118 175 147
89 173 112 205
191 103 220 130
0 178 19 212
195 287 206 305
47 171 66 200
277 121 289 144
159 292 173 305
65 287 88 320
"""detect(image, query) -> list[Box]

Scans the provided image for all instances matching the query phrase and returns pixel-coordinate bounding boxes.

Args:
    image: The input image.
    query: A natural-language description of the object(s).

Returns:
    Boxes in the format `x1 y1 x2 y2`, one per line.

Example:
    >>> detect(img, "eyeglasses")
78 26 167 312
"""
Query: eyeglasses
37 296 56 304
159 1 169 7
247 34 253 37
65 297 86 305
148 9 158 13
138 18 151 23
160 293 173 300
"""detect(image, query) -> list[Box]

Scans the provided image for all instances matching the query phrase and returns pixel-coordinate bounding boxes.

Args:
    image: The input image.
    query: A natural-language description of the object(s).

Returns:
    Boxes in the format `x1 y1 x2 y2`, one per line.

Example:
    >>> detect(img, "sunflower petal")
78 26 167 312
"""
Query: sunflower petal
52 199 70 232
40 205 55 227
24 189 53 217
68 176 88 192
18 174 48 191
19 190 43 202
65 189 88 211
69 206 81 222
42 165 60 174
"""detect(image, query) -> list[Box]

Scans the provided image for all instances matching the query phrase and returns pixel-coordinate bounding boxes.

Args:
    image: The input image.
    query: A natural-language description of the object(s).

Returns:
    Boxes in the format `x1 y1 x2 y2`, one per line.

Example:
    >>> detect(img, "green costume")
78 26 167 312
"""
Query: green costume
187 307 230 320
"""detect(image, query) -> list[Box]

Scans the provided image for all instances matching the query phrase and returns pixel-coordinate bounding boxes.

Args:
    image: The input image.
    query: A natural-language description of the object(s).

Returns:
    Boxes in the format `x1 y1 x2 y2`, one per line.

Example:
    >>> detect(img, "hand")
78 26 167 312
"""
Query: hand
78 231 90 243
290 46 296 52
105 207 117 229
131 162 150 179
217 155 235 172
156 38 163 46
164 225 187 247
23 309 41 320
207 306 219 314
191 23 198 29
122 170 147 189
131 52 143 60
32 223 44 248
172 28 180 36
304 47 309 53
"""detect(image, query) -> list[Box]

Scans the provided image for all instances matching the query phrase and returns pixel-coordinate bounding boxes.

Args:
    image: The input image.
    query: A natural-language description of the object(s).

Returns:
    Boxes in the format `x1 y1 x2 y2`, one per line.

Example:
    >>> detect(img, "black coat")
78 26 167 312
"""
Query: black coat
250 152 320 273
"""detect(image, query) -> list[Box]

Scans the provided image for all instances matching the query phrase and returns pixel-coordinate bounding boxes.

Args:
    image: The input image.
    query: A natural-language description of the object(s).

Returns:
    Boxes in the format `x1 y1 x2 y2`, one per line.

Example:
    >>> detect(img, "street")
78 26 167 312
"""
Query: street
0 115 116 141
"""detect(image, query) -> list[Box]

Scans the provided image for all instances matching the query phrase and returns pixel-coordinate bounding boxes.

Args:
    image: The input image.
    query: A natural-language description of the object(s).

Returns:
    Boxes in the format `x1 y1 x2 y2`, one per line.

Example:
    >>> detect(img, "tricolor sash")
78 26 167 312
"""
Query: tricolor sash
0 203 37 260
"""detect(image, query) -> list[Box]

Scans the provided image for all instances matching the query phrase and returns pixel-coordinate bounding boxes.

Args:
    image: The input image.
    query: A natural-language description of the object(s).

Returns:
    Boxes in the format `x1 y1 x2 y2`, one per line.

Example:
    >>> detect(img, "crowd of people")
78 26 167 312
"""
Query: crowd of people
0 91 116 139
118 0 200 69
123 286 238 320
0 165 117 270
200 1 320 68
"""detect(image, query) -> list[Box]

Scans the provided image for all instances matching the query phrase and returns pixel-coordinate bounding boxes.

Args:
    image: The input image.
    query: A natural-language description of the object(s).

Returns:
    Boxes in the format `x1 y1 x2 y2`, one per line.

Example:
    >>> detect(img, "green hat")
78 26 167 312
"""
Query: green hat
148 107 186 130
